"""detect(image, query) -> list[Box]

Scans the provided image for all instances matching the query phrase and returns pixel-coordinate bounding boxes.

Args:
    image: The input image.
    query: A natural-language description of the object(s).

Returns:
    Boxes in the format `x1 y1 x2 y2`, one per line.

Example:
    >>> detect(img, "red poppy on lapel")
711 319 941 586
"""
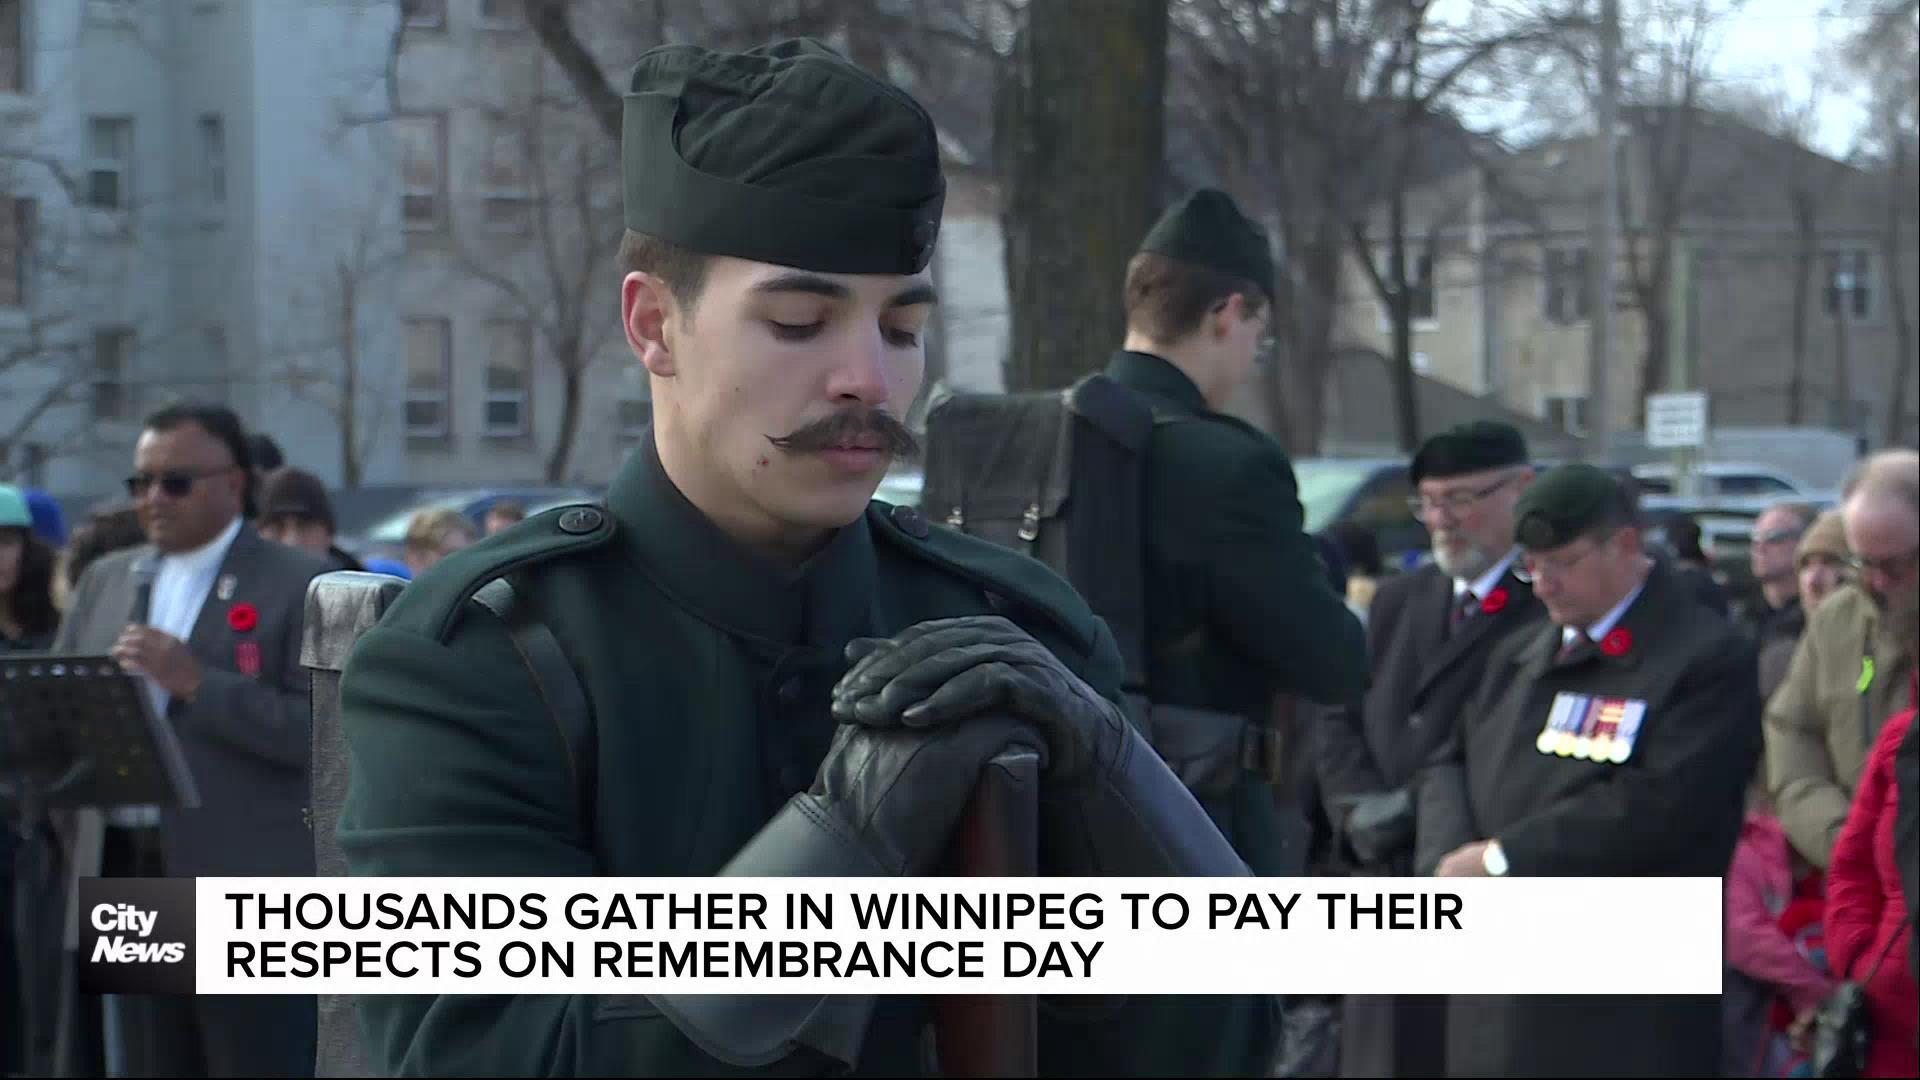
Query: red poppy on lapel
1480 587 1510 615
234 641 262 677
1600 628 1633 657
228 602 259 633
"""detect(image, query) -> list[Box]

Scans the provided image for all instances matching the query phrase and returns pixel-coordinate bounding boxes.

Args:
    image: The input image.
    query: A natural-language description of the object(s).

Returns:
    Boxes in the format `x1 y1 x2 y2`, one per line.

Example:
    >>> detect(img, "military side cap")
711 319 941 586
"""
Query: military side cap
1138 188 1275 299
1513 464 1635 550
622 38 945 275
1410 420 1530 484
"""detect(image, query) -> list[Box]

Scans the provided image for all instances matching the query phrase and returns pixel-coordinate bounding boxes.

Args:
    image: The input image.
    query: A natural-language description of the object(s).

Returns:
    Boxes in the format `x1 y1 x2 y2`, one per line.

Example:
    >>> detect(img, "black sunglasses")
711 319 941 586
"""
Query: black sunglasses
126 466 236 498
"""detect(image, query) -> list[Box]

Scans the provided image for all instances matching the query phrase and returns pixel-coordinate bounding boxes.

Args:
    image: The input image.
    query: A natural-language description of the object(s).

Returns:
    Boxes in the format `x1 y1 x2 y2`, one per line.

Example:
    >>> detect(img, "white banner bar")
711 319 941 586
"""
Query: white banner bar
192 877 1723 996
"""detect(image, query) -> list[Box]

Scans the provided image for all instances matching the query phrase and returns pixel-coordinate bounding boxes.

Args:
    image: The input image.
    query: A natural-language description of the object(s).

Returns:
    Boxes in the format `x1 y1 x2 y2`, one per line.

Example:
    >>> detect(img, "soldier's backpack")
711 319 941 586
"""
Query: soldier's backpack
920 372 1161 707
920 373 1298 801
302 570 593 1079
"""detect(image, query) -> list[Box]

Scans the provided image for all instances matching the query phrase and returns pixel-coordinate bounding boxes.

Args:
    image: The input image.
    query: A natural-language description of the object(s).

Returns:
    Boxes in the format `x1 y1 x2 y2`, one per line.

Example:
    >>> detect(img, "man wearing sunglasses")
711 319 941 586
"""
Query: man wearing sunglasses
1765 449 1919 870
50 402 329 1078
1415 463 1759 1077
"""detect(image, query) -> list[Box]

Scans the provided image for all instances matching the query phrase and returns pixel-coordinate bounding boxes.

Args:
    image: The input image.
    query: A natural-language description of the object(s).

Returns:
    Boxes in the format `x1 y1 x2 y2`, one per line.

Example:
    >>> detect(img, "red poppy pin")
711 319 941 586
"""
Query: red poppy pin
1480 587 1510 615
1600 628 1633 657
227 602 259 634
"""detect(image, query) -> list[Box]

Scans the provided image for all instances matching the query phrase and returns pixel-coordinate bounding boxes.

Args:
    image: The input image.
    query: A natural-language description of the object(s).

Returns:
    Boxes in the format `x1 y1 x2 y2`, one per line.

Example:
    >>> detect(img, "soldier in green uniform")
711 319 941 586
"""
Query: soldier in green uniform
1100 189 1369 875
335 39 1271 1078
1415 465 1759 1077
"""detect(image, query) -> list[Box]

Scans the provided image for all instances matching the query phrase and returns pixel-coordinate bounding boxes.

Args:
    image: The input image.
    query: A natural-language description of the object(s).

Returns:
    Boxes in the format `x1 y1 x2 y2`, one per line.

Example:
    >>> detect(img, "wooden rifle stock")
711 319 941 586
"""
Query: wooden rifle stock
935 745 1041 1078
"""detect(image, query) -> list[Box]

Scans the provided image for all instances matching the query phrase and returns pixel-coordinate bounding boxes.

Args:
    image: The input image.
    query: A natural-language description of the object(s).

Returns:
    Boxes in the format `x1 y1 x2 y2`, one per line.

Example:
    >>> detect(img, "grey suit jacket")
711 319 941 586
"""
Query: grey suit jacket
51 523 329 894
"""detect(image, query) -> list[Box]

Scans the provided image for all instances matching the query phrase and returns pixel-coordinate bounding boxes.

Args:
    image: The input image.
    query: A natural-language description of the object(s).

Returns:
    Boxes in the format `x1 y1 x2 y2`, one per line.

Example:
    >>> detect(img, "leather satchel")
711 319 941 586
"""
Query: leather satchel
1810 925 1905 1078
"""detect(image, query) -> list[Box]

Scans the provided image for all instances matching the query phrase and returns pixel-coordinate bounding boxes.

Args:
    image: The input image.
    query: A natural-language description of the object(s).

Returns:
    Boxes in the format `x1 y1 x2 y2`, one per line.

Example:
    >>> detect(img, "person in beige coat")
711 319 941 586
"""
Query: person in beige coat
1764 450 1919 867
1756 510 1851 699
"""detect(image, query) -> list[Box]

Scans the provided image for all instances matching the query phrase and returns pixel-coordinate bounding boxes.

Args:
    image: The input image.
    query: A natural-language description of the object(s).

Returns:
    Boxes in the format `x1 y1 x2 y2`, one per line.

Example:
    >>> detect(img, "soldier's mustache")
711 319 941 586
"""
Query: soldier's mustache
768 408 921 461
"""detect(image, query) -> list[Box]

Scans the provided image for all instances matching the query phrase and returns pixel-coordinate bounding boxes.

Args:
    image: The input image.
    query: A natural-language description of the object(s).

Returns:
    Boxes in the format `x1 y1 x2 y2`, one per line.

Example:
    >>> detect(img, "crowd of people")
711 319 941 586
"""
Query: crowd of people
0 32 1914 1080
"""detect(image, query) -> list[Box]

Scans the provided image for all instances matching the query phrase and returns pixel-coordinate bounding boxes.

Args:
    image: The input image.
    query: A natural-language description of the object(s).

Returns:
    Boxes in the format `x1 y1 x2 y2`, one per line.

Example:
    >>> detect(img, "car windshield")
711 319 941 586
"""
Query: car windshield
1294 461 1380 532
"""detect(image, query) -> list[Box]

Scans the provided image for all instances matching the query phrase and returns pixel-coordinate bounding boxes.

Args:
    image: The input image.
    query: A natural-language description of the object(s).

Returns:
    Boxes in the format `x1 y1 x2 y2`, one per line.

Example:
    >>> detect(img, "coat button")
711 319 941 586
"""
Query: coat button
1408 712 1424 728
558 507 604 535
891 504 929 539
777 677 805 707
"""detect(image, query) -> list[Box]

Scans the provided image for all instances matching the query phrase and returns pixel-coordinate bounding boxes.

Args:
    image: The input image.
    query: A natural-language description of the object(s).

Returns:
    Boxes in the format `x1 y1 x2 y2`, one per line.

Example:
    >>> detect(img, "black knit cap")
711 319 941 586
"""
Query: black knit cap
258 467 336 532
1138 189 1275 300
1513 463 1637 551
622 38 946 275
1410 420 1530 485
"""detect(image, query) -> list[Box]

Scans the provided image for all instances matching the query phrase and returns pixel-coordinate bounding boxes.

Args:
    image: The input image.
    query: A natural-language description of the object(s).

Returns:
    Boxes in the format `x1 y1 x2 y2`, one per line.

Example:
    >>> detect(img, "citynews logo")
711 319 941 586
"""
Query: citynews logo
79 878 195 995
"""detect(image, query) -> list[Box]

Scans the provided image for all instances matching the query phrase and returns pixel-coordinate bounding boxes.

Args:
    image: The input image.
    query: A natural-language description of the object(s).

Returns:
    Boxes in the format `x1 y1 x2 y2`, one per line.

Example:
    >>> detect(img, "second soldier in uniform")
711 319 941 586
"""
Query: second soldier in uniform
337 39 1273 1077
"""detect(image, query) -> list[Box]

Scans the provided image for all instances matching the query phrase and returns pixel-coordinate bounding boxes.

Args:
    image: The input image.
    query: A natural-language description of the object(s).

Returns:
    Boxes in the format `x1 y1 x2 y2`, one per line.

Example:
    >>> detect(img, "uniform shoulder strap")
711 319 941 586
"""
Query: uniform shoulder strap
471 575 597 860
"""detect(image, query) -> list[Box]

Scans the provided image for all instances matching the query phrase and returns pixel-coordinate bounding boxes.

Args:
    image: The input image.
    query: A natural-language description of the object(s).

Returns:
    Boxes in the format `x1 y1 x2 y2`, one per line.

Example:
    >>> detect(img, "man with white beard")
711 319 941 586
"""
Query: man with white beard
1315 421 1543 1077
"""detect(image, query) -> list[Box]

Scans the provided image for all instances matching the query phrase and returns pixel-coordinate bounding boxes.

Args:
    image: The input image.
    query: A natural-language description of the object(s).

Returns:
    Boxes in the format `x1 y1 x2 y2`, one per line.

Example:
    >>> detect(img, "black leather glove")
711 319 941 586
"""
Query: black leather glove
1341 788 1415 867
831 615 1247 878
649 718 1046 1070
831 615 1126 782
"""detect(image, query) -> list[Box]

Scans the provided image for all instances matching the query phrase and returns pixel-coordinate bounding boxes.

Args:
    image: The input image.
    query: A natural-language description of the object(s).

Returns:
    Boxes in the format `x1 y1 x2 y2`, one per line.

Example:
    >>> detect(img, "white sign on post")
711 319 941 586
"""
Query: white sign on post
1646 391 1708 449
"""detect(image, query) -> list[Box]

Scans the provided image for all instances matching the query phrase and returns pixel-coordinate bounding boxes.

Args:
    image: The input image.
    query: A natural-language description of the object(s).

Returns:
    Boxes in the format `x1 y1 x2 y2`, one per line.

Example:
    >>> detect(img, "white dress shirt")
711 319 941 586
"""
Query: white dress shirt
112 515 242 829
1453 549 1520 607
1561 575 1649 648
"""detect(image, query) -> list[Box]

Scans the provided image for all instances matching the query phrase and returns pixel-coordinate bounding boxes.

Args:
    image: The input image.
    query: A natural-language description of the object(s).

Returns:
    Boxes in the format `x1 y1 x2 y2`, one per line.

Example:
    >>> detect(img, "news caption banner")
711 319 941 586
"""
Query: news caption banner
79 877 1724 996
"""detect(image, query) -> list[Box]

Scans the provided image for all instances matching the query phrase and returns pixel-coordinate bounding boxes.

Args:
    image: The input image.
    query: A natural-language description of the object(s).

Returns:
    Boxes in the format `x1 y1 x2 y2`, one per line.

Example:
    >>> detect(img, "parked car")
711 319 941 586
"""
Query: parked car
1293 458 1430 569
339 486 600 562
1630 461 1810 498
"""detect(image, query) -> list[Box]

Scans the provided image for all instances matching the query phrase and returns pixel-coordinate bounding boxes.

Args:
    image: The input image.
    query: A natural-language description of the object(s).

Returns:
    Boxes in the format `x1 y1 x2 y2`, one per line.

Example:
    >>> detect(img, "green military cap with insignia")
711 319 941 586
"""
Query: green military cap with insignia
1410 420 1530 484
1513 463 1638 551
1138 188 1275 300
622 38 945 275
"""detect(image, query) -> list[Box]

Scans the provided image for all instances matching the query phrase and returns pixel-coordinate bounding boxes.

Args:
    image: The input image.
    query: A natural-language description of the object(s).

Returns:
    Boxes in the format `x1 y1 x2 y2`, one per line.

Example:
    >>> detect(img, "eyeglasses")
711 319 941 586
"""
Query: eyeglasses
1847 547 1920 580
1752 528 1804 546
1407 474 1519 517
126 466 235 498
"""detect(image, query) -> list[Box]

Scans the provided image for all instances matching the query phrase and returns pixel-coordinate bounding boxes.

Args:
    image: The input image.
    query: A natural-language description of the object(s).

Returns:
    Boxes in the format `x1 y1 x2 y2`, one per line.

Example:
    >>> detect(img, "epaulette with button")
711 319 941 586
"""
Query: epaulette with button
866 500 1098 661
369 502 618 644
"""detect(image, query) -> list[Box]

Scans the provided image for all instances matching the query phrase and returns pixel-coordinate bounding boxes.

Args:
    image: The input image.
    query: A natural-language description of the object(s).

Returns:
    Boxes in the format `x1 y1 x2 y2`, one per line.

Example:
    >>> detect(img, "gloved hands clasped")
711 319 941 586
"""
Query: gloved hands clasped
829 614 1249 878
830 615 1128 783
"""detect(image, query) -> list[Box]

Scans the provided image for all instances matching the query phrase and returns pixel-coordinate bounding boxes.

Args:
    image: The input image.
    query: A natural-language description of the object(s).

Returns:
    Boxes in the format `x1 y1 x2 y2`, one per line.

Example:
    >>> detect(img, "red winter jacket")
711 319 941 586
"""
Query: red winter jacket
1826 695 1918 1078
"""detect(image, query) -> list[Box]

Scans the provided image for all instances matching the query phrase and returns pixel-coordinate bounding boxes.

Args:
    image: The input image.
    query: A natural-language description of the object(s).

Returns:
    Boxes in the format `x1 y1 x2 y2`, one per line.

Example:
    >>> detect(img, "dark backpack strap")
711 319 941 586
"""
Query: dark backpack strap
472 576 597 860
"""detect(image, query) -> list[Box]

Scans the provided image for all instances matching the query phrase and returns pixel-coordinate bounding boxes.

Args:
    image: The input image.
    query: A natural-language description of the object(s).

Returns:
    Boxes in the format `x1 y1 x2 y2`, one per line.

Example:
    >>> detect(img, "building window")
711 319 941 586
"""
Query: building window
92 328 133 420
199 114 225 209
405 318 450 438
87 117 134 210
482 115 531 232
400 0 444 28
478 0 522 27
1409 245 1435 322
1543 394 1588 436
0 196 31 308
1 0 26 93
1544 247 1589 323
483 320 531 437
1823 249 1871 319
396 115 445 230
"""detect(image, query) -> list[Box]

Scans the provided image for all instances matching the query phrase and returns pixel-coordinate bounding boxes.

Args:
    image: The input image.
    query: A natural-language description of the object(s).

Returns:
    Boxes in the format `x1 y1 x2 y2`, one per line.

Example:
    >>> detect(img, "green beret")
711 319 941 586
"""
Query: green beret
1410 421 1529 484
1138 189 1275 299
622 39 945 275
1514 464 1636 551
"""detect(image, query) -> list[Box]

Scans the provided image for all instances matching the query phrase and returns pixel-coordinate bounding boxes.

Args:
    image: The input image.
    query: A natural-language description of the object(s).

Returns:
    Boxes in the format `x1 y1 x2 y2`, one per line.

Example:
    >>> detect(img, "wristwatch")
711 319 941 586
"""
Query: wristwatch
1482 841 1509 877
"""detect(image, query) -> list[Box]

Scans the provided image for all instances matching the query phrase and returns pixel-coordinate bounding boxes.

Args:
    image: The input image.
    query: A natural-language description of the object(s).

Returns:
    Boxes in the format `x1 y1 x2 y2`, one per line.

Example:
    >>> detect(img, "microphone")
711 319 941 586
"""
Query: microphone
129 555 157 627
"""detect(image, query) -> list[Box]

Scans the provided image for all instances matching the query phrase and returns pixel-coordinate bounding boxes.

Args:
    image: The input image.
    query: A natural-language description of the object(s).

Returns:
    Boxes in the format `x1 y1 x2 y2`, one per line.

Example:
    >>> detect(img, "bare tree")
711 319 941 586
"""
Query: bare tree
996 0 1168 392
446 93 623 482
1834 0 1918 442
1172 0 1561 451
